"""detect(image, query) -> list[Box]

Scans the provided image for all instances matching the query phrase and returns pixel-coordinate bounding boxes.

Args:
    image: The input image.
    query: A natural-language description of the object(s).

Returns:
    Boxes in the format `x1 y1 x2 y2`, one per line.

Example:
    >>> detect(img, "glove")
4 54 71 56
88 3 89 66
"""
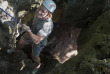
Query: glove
22 24 31 32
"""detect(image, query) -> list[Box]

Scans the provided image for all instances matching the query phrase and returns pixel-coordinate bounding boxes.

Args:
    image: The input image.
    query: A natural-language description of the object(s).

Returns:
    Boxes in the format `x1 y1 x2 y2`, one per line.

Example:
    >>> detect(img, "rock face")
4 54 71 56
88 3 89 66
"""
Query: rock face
0 0 110 74
47 23 81 63
0 1 16 50
0 0 40 74
57 10 110 74
41 9 110 74
46 0 109 63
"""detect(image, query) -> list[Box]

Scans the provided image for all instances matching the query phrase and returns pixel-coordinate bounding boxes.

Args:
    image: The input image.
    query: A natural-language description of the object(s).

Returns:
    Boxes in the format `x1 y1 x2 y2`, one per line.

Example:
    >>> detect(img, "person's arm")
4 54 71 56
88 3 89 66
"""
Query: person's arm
27 30 44 44
23 25 45 44
23 22 53 44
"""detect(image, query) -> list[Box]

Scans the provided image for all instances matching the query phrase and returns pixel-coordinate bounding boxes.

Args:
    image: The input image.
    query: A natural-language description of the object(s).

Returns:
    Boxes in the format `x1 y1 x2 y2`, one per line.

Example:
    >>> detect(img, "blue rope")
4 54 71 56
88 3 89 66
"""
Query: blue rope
0 8 24 27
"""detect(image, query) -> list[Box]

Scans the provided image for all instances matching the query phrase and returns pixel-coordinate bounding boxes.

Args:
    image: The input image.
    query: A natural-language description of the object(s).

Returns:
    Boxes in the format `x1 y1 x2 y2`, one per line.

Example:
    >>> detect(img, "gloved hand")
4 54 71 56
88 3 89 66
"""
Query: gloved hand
22 24 31 32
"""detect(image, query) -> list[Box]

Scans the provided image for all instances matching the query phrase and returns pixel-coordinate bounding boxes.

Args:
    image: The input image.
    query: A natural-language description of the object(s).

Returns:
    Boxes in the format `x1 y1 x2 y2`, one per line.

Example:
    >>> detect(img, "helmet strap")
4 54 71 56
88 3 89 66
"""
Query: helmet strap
42 12 49 19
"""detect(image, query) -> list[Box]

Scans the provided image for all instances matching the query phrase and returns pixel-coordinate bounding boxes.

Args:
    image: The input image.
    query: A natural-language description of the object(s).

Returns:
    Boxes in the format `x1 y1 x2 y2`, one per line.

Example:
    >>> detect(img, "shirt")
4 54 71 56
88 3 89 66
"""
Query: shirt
31 16 53 46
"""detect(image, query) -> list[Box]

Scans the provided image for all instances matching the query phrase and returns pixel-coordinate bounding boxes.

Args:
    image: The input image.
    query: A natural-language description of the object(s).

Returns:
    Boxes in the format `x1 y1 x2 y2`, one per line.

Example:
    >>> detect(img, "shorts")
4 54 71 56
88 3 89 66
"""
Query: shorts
32 43 44 56
22 33 33 43
21 33 45 56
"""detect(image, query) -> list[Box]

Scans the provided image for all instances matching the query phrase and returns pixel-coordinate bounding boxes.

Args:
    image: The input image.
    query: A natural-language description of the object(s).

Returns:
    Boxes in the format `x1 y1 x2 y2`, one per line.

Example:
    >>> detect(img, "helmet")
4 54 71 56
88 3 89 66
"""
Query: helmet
42 0 56 13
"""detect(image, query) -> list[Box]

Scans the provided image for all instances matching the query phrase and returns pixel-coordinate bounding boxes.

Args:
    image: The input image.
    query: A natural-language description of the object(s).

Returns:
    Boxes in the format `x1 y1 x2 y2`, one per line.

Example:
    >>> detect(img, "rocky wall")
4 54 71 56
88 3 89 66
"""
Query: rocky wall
0 0 110 74
0 0 16 50
44 9 110 74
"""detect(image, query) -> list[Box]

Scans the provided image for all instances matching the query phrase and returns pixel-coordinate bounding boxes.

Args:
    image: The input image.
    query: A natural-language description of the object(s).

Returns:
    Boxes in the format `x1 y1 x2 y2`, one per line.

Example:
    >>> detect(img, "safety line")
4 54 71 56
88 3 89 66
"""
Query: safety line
0 8 24 27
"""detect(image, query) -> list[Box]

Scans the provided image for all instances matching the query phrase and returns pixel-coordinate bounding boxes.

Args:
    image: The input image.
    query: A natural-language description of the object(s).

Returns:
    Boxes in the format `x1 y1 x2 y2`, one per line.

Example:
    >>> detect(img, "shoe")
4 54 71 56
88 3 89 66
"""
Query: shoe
7 48 15 53
32 68 39 74
32 63 41 74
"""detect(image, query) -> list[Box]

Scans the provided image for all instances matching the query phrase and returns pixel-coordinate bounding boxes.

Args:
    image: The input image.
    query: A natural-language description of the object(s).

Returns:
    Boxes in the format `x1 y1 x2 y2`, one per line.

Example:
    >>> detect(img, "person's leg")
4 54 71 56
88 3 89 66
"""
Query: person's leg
31 44 44 69
31 51 41 69
7 37 30 53
16 38 30 50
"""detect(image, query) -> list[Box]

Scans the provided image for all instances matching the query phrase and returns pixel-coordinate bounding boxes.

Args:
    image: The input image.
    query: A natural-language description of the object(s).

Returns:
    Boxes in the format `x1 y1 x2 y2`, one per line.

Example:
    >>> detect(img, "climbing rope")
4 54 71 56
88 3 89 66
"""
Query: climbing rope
0 7 24 27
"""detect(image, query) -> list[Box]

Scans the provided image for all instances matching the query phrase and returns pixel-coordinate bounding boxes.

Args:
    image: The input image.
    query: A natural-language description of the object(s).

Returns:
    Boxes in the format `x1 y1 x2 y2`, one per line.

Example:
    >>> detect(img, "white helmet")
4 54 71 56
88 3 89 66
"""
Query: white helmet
42 0 56 13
